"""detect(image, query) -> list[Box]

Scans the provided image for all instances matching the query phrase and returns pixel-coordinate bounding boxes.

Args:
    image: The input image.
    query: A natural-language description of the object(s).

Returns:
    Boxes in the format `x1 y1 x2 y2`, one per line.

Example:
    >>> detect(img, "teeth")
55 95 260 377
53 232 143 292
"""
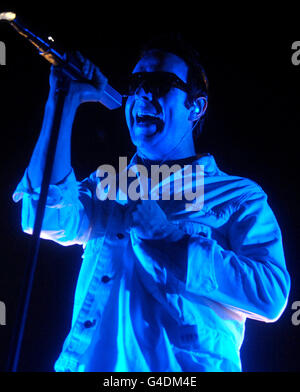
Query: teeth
137 112 159 118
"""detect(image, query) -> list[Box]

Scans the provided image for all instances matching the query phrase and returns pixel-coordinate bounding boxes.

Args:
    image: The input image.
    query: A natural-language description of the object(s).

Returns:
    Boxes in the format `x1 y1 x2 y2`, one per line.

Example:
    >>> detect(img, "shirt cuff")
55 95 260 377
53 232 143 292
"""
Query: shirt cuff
12 168 78 208
185 235 219 295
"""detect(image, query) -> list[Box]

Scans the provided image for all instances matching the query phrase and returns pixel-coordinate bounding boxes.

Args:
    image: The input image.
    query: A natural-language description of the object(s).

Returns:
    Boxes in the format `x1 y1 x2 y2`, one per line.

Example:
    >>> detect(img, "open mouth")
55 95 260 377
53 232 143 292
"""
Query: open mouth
136 112 163 126
135 114 165 138
135 111 165 138
131 101 165 137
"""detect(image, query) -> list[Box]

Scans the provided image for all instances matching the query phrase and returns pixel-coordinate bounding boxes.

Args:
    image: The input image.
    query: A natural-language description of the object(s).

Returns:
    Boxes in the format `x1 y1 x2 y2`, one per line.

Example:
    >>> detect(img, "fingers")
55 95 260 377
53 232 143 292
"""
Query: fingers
125 200 168 240
73 51 106 85
49 64 70 92
72 51 108 95
71 51 92 80
48 51 107 104
93 66 108 90
77 52 94 80
124 200 142 231
126 200 156 227
82 59 93 80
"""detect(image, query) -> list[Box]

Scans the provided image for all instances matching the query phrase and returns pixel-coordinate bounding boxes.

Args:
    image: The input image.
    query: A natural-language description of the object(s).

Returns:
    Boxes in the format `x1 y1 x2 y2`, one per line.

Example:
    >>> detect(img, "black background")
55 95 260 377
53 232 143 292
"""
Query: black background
0 3 299 373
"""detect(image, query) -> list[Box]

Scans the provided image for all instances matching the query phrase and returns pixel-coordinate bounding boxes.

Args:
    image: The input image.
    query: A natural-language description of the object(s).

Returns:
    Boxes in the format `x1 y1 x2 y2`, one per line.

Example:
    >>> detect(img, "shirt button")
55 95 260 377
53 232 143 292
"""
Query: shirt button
101 275 111 284
83 320 96 329
116 233 125 240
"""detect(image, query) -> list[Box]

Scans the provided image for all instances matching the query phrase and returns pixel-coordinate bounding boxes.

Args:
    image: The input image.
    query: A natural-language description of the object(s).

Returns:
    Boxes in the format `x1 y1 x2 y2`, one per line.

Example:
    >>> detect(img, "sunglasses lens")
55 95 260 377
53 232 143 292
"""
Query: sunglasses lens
127 74 143 95
126 72 187 97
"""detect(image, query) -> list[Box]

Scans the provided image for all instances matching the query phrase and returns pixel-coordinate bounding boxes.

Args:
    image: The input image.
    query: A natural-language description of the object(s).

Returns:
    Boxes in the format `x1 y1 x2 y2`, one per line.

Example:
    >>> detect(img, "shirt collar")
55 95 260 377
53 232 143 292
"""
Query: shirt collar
129 152 218 176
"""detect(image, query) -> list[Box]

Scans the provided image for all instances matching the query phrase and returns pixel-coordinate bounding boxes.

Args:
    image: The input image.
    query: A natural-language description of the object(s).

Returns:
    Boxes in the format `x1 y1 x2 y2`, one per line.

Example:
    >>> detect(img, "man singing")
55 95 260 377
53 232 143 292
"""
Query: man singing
13 34 290 372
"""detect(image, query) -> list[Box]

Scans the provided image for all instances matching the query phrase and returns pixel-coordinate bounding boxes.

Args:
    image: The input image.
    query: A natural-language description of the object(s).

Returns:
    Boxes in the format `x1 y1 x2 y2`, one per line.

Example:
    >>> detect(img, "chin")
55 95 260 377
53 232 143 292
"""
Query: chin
134 121 165 140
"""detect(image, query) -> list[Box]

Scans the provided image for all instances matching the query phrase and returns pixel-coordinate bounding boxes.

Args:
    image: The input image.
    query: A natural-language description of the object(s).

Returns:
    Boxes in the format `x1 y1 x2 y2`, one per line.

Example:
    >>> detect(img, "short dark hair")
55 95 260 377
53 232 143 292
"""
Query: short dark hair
139 33 209 141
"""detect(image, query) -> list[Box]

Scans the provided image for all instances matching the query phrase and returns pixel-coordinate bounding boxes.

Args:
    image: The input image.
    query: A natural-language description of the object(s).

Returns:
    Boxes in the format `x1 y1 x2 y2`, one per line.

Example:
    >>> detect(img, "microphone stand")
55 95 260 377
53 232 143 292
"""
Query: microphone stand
6 84 68 372
1 11 122 371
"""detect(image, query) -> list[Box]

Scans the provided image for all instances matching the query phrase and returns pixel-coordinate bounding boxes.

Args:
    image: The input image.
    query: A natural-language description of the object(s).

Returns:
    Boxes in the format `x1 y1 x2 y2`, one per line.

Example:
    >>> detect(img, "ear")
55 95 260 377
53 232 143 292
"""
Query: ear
188 97 208 122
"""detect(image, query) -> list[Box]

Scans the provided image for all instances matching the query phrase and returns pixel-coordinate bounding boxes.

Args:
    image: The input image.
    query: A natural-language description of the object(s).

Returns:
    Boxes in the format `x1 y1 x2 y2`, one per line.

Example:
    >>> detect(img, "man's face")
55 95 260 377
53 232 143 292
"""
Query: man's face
125 50 194 161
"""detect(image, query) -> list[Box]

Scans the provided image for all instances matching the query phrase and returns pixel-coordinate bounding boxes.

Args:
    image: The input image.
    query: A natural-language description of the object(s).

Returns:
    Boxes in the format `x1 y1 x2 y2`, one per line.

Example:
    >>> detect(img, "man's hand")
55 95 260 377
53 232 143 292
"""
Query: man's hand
126 200 189 284
49 51 108 107
125 200 184 241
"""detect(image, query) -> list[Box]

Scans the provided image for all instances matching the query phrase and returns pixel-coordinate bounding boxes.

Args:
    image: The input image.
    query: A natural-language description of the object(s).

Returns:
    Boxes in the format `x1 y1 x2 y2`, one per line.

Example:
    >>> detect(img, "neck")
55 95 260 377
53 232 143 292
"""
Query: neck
138 141 196 163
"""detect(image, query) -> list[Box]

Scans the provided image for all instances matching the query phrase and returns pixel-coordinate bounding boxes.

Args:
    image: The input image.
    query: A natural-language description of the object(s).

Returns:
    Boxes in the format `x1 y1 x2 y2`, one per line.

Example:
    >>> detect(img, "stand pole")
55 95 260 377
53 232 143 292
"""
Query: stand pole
6 87 67 372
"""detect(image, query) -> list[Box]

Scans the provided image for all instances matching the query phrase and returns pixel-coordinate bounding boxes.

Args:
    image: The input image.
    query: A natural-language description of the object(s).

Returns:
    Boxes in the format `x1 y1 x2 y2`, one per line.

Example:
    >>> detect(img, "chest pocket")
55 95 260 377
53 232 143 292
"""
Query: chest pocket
175 220 212 239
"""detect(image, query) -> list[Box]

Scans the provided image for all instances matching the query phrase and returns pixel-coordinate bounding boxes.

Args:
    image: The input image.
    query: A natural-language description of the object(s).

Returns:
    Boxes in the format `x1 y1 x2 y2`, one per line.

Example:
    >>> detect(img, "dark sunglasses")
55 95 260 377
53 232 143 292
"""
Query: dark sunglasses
123 72 191 98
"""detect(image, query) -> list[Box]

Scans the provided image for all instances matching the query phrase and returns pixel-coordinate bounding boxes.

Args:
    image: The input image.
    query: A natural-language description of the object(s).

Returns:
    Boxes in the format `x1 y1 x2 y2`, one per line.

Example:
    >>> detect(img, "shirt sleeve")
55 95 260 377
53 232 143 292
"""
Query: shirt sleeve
185 190 291 322
12 169 94 246
131 188 290 323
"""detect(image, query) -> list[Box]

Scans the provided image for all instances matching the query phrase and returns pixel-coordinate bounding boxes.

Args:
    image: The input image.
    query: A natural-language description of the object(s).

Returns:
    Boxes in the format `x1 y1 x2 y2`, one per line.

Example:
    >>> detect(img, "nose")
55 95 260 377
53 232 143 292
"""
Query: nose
134 82 154 101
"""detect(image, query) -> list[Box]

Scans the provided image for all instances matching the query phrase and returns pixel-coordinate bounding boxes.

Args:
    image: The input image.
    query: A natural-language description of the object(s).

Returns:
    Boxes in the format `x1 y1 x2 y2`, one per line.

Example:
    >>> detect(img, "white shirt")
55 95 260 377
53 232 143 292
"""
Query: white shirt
13 154 291 372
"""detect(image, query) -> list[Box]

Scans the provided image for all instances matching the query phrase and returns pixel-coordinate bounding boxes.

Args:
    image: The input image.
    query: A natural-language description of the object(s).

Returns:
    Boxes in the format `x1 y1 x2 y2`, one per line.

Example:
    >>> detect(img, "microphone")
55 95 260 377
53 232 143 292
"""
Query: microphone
0 12 122 110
